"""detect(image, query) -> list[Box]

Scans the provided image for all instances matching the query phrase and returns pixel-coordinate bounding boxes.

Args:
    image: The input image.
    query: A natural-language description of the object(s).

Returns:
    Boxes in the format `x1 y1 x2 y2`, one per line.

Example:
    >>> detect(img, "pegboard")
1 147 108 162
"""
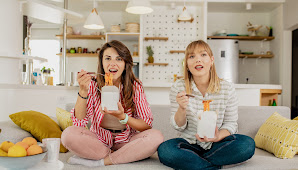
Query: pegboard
142 5 204 84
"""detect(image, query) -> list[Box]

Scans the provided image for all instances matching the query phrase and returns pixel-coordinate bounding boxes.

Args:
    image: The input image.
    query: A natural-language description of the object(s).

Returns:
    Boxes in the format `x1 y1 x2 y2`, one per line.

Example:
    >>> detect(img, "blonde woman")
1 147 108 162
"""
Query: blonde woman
157 40 255 170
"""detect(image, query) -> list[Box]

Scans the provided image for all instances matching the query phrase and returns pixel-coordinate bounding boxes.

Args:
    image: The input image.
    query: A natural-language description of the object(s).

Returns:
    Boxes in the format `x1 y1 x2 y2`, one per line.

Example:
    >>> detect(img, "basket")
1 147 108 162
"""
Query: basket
125 23 139 33
111 25 121 32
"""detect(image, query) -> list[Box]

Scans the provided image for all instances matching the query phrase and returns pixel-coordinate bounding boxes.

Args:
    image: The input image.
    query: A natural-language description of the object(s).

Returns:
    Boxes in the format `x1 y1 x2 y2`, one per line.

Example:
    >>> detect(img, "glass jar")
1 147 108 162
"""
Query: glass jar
70 47 76 54
78 47 82 53
42 69 50 85
133 44 138 56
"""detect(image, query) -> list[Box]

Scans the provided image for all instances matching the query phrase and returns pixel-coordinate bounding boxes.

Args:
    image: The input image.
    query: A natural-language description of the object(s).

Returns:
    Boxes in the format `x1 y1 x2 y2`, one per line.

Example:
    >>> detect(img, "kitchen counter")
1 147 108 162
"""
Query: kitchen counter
0 84 79 90
143 83 282 106
143 82 282 90
234 84 282 89
0 83 283 107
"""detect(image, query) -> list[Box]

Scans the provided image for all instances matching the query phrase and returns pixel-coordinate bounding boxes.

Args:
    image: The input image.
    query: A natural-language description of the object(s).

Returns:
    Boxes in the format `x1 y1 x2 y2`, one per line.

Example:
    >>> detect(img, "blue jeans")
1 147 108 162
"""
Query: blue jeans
157 134 255 170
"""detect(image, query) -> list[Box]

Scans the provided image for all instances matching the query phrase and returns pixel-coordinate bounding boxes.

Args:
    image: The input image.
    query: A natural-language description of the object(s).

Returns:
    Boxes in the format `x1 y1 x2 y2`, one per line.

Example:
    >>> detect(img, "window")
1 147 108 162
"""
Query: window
30 40 60 85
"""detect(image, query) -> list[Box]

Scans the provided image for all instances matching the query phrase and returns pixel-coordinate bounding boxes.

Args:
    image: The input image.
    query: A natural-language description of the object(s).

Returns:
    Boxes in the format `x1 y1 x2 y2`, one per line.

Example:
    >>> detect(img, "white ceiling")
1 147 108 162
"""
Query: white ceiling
208 2 283 13
28 0 283 26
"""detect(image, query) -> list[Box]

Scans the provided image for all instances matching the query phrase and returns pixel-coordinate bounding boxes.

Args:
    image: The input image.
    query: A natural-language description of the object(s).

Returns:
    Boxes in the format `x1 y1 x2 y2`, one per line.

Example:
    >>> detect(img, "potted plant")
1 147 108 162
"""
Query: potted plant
41 67 54 85
41 67 54 74
146 46 154 63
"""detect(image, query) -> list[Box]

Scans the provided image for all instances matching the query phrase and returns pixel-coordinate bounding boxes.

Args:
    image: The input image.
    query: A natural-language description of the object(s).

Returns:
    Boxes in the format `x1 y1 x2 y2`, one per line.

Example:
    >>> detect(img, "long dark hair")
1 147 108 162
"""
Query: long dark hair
97 40 140 113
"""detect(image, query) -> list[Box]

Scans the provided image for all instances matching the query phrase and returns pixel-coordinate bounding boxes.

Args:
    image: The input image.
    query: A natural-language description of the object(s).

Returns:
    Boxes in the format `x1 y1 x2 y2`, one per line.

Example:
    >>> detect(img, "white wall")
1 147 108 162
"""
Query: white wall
281 30 292 107
0 0 22 57
269 5 283 85
280 0 298 107
0 86 78 122
31 28 60 40
283 0 298 30
0 0 23 84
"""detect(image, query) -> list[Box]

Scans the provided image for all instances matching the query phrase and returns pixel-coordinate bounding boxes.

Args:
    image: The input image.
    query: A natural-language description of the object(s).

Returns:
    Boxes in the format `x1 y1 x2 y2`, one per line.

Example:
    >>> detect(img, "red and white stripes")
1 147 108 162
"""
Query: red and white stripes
71 80 153 148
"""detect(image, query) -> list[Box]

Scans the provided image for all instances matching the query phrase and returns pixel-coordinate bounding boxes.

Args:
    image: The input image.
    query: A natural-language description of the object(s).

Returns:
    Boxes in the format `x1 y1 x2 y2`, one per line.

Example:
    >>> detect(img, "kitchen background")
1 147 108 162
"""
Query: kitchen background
27 0 281 85
0 0 297 121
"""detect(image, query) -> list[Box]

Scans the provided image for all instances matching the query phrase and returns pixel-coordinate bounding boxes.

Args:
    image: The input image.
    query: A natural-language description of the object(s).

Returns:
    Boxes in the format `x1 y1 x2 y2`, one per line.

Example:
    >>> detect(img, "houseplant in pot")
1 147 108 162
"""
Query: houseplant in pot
146 46 154 63
41 67 54 85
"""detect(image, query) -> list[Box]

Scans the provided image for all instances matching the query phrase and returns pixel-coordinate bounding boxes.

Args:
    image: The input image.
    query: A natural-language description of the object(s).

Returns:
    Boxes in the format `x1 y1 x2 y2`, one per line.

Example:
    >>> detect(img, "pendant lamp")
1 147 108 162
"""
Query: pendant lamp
84 0 104 29
126 0 153 15
178 0 191 21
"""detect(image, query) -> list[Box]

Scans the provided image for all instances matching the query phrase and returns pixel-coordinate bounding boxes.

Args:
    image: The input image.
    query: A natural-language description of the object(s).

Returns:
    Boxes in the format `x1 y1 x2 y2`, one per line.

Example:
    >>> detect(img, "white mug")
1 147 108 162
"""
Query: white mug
42 138 60 163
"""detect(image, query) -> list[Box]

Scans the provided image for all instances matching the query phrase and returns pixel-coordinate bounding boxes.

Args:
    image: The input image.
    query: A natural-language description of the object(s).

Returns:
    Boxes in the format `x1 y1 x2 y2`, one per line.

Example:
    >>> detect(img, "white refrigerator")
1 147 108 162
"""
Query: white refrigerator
207 39 239 83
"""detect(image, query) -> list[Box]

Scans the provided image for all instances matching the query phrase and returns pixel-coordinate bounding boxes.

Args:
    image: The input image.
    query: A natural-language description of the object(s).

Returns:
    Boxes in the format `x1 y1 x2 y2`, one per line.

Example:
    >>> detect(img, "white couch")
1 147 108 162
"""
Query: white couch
58 105 297 170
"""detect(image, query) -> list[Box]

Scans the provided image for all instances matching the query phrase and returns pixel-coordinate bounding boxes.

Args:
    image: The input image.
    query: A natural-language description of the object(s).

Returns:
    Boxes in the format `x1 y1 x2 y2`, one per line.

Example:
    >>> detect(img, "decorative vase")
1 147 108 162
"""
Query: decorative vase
148 56 154 63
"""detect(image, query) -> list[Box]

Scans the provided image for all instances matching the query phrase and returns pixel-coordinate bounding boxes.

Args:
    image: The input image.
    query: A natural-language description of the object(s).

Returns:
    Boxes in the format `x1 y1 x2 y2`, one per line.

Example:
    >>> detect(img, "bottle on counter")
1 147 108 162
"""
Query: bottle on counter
33 68 43 85
272 99 277 106
268 100 272 106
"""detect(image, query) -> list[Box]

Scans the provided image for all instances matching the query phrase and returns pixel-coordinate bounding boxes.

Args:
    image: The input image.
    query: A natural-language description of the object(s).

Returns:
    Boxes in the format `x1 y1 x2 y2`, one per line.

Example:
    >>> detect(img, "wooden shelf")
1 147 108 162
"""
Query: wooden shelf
56 35 105 40
144 37 168 41
239 54 274 58
207 36 275 41
177 18 194 23
170 50 185 54
144 63 168 66
56 53 98 57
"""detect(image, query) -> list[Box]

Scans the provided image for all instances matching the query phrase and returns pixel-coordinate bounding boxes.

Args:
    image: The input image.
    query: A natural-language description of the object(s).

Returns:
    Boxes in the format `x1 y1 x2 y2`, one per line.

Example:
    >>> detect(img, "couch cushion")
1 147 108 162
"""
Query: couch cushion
150 105 178 140
226 148 298 169
254 112 298 158
56 107 73 131
0 121 33 144
9 110 68 153
237 106 290 138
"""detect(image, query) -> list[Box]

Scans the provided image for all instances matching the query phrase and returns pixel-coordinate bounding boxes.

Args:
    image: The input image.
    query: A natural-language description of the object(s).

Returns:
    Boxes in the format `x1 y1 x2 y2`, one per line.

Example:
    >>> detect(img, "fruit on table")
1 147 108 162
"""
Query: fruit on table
27 145 42 156
22 137 37 146
8 145 26 157
0 148 8 156
15 142 29 150
0 141 14 152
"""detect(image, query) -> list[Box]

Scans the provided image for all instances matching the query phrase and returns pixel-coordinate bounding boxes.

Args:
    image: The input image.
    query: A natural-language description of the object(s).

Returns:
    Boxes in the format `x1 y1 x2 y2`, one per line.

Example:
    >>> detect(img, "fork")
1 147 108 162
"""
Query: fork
87 72 105 76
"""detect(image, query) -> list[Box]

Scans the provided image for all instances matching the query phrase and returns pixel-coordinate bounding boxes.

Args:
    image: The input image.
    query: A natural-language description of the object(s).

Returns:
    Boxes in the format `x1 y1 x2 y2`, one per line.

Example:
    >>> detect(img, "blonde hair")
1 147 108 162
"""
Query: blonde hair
184 40 221 94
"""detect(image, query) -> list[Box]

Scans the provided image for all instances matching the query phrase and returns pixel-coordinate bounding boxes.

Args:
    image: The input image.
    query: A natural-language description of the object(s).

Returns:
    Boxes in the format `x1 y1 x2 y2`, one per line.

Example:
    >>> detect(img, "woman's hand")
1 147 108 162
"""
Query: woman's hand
100 102 126 120
78 69 92 96
195 126 220 143
176 91 189 110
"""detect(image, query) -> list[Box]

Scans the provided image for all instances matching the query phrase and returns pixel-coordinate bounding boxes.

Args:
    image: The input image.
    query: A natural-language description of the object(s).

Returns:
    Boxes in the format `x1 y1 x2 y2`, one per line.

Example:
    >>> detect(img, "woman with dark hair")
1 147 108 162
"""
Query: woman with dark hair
61 40 164 167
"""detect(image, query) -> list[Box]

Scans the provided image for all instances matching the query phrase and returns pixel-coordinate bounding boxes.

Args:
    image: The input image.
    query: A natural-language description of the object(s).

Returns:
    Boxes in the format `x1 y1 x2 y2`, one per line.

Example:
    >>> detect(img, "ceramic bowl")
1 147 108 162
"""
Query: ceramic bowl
0 147 47 170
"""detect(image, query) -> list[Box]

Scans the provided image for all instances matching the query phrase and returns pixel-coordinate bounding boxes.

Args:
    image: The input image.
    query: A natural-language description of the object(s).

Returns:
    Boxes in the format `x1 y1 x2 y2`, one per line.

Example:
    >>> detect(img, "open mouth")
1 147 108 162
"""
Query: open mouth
195 65 203 70
109 68 118 74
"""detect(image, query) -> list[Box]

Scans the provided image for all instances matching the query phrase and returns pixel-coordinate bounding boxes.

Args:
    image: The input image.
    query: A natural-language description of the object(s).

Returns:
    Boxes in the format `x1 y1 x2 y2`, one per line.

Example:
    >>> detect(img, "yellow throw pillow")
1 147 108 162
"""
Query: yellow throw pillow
9 111 68 153
294 116 298 120
56 107 73 131
56 107 89 130
254 112 298 159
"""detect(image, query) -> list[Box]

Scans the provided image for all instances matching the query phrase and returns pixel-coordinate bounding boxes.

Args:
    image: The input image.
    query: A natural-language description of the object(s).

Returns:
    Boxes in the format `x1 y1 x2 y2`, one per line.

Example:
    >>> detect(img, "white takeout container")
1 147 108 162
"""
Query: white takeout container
101 86 119 110
197 110 217 138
